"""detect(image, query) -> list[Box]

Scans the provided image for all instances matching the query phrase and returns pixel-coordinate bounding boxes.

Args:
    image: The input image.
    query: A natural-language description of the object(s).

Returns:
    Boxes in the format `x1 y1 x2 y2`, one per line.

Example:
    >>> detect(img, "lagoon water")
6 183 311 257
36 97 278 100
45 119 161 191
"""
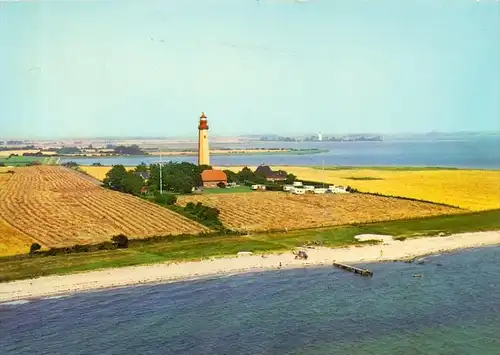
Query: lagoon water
1 247 499 354
62 137 500 169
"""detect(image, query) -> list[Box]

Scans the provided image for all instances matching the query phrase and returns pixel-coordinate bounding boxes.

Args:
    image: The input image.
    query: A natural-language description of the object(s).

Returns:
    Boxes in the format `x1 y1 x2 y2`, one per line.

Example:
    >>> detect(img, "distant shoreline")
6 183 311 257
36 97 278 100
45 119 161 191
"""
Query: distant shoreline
1 231 499 303
53 148 328 159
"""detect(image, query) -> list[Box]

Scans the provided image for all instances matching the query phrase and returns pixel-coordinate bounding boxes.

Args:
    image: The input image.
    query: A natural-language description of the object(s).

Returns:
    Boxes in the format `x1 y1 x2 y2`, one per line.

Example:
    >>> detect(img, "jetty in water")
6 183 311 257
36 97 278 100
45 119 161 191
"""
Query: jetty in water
333 262 373 277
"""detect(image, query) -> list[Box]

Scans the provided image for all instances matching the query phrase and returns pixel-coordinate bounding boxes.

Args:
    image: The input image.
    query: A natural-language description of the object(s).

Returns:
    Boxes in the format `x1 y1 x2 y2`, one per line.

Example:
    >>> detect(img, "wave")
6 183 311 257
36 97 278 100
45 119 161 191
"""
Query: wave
0 300 31 306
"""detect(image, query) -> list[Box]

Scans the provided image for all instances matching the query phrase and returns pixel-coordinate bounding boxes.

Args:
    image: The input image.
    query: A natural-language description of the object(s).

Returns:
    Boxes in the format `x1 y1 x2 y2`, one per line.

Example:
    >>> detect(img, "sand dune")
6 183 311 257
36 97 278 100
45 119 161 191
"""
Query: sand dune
1 231 500 303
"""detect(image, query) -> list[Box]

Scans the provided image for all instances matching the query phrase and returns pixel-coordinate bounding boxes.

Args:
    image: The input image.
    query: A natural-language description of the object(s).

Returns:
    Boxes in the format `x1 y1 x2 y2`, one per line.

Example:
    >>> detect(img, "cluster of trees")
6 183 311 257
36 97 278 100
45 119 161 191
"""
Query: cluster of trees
148 162 211 194
103 162 212 196
62 161 79 167
154 191 177 205
103 165 145 195
113 144 146 155
0 145 36 151
102 162 227 229
183 202 223 230
30 145 148 156
22 151 45 157
57 147 82 155
223 167 296 185
223 167 265 184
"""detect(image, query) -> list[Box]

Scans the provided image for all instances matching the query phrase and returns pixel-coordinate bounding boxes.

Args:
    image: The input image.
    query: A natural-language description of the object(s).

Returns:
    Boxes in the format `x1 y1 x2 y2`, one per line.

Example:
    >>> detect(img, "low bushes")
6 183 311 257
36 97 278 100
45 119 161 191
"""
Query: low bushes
154 192 177 205
169 202 227 231
185 202 219 220
20 229 239 260
346 186 360 193
111 234 129 248
29 243 41 254
28 235 130 257
184 202 224 230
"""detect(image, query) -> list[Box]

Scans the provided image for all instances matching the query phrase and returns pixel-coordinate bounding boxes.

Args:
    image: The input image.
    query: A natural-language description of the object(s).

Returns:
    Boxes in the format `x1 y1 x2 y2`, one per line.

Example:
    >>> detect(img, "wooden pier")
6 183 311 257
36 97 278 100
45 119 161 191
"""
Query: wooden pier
333 262 373 277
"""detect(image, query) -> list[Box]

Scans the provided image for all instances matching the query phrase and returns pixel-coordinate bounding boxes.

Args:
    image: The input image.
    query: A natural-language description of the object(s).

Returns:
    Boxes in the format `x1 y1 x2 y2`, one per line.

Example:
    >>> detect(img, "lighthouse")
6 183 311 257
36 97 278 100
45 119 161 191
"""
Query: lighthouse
198 112 210 166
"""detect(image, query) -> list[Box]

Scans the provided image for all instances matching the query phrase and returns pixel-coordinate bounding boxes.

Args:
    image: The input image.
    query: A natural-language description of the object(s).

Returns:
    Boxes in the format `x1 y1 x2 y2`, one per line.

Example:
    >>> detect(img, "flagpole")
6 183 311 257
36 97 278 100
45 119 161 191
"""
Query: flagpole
159 150 163 195
322 159 325 188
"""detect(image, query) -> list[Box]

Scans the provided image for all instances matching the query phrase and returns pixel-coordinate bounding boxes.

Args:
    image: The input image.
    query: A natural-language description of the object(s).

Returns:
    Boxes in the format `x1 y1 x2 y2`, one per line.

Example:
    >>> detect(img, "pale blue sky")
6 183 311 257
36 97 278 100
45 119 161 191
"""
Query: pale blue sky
1 0 499 138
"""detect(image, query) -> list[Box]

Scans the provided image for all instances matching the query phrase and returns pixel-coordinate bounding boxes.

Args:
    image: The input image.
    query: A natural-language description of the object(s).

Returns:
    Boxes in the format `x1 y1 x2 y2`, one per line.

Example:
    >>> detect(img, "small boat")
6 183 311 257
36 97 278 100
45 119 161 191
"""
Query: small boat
412 274 424 278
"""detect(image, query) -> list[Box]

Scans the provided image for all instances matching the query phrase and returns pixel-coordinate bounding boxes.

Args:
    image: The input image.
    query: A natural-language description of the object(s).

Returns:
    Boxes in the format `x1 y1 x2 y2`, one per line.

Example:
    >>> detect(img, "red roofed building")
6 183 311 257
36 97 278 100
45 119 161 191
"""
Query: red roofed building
201 169 227 188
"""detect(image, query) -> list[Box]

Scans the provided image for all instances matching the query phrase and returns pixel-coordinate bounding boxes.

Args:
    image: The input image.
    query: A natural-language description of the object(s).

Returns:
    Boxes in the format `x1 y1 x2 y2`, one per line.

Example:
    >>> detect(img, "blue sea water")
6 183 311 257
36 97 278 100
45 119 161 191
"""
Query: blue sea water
1 247 499 354
62 137 500 169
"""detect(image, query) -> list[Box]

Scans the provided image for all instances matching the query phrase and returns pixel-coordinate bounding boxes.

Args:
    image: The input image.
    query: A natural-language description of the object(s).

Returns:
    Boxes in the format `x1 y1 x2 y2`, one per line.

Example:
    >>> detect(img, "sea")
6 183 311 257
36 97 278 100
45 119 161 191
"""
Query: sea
61 136 500 169
1 246 499 355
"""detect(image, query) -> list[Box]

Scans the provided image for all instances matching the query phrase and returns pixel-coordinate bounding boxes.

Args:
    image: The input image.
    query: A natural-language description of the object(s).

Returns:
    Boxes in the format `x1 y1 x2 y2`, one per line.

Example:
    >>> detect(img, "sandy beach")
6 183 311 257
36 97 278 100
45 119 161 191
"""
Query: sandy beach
1 230 500 303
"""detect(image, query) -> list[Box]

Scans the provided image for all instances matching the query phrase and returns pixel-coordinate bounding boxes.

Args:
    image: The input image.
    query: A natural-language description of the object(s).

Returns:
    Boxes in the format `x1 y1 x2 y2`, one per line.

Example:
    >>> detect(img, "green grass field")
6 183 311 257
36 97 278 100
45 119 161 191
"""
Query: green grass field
0 156 58 166
1 209 499 282
203 186 253 194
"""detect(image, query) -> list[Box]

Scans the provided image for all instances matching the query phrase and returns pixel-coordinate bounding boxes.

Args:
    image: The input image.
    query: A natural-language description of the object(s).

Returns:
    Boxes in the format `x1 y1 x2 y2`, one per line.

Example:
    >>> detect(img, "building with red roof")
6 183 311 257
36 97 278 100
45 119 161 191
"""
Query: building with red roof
200 169 227 188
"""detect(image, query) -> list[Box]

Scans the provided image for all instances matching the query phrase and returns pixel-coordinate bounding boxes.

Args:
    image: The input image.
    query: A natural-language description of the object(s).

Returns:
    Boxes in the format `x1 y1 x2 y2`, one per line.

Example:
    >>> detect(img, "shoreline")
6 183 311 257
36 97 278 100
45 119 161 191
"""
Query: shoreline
1 230 500 303
56 149 327 159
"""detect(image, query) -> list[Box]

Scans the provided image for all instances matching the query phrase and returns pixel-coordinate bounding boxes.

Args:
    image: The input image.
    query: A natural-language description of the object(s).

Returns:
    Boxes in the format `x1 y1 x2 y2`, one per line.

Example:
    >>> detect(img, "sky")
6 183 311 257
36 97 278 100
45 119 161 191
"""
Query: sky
0 0 499 139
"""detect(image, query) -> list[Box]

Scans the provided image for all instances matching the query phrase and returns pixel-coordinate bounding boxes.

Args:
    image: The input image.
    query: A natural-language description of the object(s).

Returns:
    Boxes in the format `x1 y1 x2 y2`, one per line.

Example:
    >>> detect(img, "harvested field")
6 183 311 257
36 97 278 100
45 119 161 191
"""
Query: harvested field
0 166 208 254
221 166 500 211
177 192 464 232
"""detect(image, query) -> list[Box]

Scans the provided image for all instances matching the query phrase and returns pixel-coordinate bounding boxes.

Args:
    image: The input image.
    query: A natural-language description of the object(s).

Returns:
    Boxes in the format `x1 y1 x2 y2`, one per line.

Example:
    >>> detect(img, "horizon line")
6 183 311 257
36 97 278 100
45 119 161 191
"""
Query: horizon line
2 130 499 142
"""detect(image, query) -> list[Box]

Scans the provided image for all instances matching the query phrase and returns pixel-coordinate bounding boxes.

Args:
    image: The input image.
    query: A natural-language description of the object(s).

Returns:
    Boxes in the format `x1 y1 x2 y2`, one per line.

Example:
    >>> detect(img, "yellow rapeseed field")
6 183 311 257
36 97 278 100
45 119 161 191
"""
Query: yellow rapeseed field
0 219 36 257
79 166 134 181
270 167 500 211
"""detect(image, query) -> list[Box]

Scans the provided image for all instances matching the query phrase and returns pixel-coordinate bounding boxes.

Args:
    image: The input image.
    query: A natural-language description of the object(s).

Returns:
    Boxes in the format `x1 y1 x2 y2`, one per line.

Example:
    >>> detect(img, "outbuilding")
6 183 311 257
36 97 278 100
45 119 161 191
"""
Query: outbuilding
255 165 287 182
